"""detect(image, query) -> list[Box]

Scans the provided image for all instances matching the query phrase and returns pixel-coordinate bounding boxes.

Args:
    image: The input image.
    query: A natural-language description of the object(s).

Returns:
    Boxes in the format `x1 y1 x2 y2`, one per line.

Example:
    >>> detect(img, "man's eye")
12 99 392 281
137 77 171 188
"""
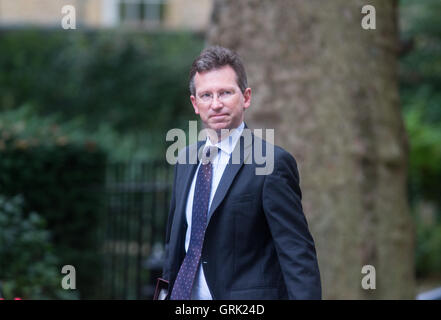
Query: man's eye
200 93 211 99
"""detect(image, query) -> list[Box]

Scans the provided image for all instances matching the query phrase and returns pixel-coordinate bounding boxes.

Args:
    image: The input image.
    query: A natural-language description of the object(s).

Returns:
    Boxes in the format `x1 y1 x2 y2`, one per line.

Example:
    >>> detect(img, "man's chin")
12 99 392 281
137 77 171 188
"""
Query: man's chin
207 122 231 132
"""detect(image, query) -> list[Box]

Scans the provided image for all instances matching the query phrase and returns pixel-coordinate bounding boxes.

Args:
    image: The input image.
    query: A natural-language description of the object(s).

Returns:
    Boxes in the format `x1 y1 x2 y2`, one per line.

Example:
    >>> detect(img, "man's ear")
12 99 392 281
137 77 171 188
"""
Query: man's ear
243 88 252 110
190 95 199 114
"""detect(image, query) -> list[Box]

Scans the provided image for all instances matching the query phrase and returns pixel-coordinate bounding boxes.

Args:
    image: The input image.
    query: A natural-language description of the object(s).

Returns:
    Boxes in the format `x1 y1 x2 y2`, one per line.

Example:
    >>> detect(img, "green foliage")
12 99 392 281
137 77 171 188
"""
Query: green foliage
415 221 441 277
400 0 441 94
0 104 149 161
0 120 107 299
0 29 203 160
0 194 78 299
400 0 441 208
400 0 441 277
404 92 441 205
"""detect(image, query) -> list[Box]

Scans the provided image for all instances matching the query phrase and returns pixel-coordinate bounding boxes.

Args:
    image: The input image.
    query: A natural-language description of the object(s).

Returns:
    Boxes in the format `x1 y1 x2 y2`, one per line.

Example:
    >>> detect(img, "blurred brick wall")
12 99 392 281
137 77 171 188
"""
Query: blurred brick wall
0 0 212 30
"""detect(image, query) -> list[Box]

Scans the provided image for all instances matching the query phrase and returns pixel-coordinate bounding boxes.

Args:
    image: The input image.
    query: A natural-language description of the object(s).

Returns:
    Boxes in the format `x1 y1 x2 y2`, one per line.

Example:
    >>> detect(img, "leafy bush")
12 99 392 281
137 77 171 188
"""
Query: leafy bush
0 29 203 160
404 92 441 205
400 0 441 277
415 221 441 277
0 194 78 299
0 104 145 161
0 111 107 299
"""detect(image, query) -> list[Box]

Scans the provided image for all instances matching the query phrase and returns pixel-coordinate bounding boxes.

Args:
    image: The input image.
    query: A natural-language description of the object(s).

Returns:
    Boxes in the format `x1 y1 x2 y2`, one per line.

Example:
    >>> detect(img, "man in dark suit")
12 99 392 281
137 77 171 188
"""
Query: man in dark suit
162 46 321 300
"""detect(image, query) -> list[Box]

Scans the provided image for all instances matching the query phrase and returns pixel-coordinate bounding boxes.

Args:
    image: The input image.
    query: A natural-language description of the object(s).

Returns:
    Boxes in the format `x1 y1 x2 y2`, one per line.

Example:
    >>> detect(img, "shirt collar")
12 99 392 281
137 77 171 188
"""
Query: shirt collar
205 121 245 155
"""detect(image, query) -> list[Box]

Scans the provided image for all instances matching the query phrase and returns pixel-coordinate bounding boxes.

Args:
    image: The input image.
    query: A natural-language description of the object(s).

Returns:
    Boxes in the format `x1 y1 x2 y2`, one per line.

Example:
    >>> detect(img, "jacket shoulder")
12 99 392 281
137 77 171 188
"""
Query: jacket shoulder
175 142 202 165
252 134 299 175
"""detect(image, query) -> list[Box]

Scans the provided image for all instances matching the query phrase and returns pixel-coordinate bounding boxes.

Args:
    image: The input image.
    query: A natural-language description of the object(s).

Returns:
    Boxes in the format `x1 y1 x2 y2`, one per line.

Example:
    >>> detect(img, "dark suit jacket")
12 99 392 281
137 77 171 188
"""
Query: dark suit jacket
162 128 321 299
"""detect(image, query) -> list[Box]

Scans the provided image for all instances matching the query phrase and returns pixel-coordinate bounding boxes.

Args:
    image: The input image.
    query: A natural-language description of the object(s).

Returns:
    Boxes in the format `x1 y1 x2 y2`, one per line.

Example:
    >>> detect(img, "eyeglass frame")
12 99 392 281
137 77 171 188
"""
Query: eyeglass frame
195 89 239 104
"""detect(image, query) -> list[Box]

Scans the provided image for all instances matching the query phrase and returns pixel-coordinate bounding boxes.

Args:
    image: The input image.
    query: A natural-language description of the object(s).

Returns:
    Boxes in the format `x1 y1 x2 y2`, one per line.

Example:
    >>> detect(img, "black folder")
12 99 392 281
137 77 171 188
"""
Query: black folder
153 278 169 300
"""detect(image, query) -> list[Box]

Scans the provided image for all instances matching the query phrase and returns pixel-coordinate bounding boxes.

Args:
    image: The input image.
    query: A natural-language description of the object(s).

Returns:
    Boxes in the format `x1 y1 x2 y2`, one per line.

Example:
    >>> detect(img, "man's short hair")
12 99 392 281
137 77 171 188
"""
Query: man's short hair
189 46 248 96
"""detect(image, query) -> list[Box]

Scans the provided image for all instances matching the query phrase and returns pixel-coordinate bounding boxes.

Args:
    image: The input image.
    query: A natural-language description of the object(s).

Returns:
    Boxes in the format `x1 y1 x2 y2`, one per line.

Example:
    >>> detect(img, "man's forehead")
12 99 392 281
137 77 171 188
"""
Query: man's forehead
194 66 239 90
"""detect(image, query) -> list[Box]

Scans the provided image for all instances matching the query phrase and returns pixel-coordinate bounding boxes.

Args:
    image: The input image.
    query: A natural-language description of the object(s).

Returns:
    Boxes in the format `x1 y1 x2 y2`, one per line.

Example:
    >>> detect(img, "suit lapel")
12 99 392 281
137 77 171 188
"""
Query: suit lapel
169 141 203 258
171 127 253 241
207 129 253 223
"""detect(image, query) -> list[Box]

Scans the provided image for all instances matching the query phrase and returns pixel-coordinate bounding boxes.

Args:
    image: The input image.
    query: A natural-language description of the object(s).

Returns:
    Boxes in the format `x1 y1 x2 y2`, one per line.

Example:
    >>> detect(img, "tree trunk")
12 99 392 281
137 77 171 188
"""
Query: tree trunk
207 0 415 299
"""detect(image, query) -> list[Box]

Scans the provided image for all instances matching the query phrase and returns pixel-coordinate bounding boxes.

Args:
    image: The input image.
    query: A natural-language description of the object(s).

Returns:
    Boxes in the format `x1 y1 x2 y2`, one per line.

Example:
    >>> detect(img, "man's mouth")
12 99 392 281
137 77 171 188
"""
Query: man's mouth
211 113 228 119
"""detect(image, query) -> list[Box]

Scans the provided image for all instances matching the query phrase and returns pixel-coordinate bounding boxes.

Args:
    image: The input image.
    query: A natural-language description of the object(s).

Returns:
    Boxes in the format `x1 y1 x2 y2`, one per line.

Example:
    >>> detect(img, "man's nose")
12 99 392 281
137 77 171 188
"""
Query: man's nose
211 95 223 109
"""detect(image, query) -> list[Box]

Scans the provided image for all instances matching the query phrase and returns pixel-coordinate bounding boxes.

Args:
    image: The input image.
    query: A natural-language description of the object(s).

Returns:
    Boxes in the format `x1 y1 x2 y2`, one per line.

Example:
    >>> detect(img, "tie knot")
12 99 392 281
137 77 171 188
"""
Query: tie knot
200 146 218 165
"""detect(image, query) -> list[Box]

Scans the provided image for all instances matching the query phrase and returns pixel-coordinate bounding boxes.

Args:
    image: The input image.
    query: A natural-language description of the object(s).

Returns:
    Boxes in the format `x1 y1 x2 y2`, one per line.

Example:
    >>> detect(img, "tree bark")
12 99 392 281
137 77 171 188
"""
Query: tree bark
207 0 415 299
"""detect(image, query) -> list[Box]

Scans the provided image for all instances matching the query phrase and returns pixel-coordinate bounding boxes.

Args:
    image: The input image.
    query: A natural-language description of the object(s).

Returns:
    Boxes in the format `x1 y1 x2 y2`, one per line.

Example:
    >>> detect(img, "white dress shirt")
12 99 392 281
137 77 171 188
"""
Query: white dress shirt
184 121 245 300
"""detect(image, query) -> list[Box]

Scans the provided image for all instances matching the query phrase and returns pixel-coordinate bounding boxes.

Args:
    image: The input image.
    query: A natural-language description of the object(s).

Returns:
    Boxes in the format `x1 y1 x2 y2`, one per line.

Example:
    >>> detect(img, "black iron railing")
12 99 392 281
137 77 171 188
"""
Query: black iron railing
100 160 173 299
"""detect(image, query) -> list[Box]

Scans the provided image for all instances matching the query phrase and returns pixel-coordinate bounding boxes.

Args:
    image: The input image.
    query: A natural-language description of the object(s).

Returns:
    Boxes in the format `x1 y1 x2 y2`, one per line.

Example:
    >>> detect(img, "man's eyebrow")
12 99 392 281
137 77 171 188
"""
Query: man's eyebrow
215 86 237 91
196 86 237 94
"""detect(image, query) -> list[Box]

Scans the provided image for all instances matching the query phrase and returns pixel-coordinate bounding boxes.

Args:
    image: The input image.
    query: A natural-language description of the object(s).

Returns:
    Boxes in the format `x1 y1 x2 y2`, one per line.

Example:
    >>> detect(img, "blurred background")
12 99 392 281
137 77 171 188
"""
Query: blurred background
0 0 439 299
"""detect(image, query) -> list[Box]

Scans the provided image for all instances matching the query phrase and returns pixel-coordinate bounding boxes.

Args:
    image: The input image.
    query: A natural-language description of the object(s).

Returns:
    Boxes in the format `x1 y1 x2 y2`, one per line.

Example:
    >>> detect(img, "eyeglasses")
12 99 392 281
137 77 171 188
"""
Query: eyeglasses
197 90 236 104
